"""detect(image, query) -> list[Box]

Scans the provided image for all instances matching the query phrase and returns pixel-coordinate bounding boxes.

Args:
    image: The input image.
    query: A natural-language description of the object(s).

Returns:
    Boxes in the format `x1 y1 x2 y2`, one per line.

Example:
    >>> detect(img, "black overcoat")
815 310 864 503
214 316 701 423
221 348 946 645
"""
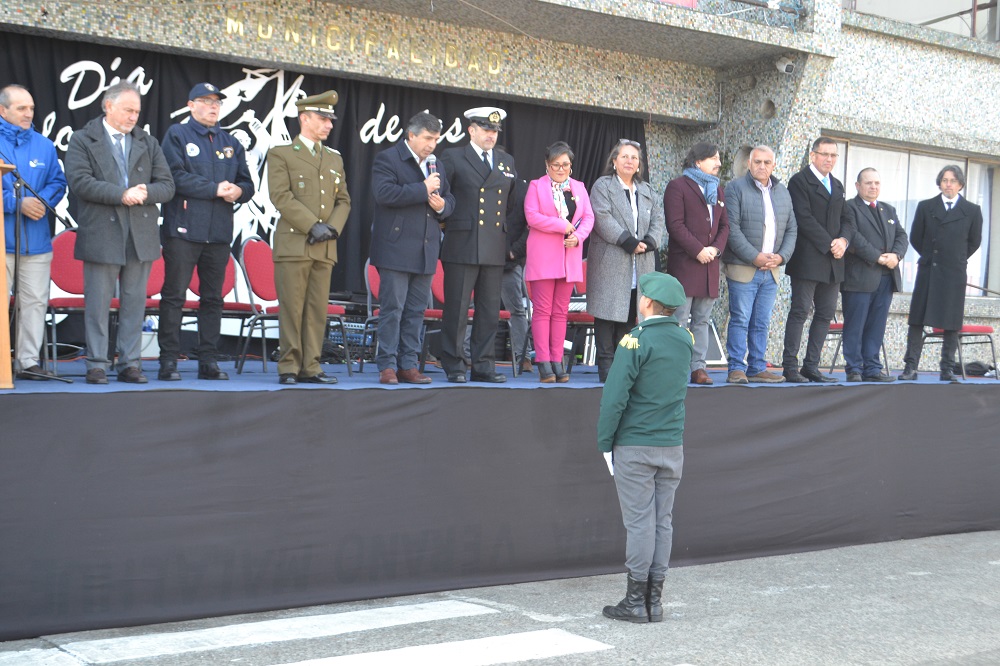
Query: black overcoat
907 195 983 329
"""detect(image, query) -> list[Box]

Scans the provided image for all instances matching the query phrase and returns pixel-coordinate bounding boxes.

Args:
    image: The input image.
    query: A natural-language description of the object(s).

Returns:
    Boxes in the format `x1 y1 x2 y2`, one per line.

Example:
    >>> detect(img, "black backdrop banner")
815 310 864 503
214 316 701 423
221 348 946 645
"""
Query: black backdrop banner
0 30 647 293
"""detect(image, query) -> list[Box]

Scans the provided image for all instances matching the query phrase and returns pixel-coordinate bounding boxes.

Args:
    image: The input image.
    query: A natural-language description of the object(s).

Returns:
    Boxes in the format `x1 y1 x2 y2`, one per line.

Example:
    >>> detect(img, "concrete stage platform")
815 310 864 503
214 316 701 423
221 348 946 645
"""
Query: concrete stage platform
2 359 999 640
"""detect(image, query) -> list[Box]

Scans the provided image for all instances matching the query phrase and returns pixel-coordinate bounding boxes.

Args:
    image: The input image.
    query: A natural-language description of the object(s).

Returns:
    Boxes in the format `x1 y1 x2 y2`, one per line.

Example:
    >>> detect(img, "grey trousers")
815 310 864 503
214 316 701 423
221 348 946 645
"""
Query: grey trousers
500 264 529 363
674 296 715 372
613 445 684 579
83 240 152 372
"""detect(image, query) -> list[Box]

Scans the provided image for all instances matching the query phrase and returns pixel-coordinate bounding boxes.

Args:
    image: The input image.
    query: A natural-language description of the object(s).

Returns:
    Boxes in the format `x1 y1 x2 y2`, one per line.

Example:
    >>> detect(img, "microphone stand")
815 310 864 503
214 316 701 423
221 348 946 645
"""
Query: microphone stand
2 152 74 384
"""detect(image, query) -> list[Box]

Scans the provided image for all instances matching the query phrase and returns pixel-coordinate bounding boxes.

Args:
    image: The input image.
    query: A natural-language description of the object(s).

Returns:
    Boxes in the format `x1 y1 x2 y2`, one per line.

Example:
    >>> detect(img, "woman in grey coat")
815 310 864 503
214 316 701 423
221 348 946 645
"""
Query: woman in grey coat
587 139 666 381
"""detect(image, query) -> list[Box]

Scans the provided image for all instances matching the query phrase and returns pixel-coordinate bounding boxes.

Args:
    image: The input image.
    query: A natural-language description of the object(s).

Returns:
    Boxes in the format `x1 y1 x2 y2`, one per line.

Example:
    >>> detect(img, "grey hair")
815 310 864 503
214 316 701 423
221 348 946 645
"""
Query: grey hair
750 144 776 161
406 111 443 137
102 81 141 109
0 84 29 108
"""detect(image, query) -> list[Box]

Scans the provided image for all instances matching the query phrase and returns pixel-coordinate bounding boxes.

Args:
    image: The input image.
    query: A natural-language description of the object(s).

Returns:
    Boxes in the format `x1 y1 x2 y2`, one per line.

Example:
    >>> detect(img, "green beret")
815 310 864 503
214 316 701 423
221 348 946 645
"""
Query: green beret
639 272 686 309
296 90 339 119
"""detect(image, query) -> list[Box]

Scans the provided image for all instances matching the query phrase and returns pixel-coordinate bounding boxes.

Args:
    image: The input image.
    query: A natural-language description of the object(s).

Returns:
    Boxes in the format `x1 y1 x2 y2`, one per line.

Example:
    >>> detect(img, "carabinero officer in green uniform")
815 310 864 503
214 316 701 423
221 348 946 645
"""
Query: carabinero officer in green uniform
267 90 351 385
598 271 692 624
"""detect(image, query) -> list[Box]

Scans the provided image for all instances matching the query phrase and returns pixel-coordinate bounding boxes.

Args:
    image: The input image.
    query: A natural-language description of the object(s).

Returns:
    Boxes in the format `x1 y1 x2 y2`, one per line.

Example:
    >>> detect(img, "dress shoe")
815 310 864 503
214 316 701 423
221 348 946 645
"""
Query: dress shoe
782 368 809 383
800 367 836 383
863 374 895 382
158 361 181 381
749 370 785 383
519 358 534 374
198 362 229 380
86 368 109 385
537 361 556 383
726 370 749 384
470 372 506 383
552 361 570 383
846 372 863 382
397 368 432 384
16 364 54 380
298 372 337 384
446 373 467 383
278 373 298 385
690 368 713 385
940 368 959 383
117 367 148 384
379 368 399 385
898 366 918 381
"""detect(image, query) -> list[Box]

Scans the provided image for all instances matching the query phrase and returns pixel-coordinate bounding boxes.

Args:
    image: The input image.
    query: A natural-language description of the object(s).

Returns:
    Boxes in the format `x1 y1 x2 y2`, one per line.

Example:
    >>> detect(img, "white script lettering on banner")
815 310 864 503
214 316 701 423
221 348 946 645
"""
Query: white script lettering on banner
60 57 154 110
360 103 466 145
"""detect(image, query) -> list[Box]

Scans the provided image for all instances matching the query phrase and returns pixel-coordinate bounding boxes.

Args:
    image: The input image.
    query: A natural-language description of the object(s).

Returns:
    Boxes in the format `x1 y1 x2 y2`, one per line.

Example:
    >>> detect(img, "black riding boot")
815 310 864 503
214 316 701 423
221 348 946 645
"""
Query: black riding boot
602 574 649 623
647 574 665 623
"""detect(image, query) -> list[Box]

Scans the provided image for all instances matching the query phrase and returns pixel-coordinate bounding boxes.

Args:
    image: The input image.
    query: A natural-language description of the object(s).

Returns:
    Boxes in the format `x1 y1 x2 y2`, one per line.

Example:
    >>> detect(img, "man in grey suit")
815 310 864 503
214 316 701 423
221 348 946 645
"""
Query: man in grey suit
370 111 455 385
721 145 797 384
66 81 175 385
439 107 517 383
841 168 907 382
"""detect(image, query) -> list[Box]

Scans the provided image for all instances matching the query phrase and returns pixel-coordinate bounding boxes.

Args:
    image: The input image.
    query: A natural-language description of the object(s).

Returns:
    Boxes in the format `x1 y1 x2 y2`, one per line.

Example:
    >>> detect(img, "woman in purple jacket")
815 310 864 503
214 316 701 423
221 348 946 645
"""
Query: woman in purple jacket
524 142 595 383
663 142 730 384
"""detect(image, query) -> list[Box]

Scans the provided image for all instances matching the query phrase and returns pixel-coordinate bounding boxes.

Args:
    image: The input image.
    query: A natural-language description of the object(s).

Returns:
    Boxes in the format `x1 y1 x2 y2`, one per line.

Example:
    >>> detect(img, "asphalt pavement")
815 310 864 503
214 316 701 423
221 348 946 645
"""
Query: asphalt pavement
3 530 999 665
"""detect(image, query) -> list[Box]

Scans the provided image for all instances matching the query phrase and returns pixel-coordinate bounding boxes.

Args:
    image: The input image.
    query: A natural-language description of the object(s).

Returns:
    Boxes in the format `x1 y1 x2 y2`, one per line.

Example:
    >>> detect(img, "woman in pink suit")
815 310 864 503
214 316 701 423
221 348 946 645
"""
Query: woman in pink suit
524 142 595 383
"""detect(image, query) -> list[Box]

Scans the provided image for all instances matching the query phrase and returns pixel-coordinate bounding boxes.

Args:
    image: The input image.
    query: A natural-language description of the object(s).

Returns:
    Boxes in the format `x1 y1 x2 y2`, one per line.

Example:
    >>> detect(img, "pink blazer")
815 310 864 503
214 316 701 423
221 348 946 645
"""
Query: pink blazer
524 177 594 283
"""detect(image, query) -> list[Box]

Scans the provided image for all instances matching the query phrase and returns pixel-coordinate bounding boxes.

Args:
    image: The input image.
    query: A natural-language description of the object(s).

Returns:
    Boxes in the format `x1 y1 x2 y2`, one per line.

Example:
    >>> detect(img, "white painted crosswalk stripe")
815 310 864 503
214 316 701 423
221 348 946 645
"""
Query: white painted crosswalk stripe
0 649 82 666
59 600 499 664
275 629 613 665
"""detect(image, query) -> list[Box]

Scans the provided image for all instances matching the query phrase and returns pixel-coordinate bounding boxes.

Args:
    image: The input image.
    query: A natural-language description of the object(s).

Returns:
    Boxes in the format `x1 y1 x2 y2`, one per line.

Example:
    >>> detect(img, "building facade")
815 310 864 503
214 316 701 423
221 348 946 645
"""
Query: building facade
3 0 998 370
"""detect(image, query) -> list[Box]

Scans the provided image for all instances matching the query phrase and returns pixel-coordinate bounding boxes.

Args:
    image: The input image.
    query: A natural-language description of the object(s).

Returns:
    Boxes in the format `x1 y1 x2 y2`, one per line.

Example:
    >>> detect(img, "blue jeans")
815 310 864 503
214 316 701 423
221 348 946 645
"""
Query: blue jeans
726 270 778 375
375 267 433 372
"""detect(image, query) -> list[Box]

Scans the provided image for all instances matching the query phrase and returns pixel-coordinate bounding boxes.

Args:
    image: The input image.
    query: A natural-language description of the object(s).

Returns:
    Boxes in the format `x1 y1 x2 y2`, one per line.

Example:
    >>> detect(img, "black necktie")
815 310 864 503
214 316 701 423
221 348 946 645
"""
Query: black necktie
482 151 491 171
623 189 631 205
946 201 953 211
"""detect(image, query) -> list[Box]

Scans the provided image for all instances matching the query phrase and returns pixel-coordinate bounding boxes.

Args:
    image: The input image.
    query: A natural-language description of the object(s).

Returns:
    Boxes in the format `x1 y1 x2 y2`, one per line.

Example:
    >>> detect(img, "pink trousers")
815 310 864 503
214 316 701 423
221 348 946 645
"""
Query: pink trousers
528 278 576 363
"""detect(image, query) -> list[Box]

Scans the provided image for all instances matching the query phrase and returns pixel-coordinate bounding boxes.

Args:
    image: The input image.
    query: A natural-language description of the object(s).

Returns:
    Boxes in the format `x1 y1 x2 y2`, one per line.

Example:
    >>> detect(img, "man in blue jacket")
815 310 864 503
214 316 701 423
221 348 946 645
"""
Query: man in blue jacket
1 84 67 379
370 112 455 384
158 83 254 381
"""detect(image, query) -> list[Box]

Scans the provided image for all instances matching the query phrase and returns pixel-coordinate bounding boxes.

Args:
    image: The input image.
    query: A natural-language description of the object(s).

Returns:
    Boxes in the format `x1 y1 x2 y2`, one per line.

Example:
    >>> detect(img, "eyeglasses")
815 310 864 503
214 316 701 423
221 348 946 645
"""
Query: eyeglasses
812 151 838 158
194 97 222 108
618 139 641 148
548 162 572 170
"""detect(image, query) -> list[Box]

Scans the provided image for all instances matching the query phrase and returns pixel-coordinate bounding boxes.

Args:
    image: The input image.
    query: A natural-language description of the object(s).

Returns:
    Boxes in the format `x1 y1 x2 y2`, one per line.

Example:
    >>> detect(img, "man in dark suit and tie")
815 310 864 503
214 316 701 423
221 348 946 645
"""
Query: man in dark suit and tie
370 111 455 385
782 137 852 383
900 165 983 382
841 168 907 382
439 107 517 383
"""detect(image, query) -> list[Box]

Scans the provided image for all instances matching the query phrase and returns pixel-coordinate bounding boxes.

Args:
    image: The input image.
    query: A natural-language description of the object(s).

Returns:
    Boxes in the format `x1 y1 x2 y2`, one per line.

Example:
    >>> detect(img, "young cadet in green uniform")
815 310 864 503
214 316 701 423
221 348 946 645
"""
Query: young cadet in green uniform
598 271 692 623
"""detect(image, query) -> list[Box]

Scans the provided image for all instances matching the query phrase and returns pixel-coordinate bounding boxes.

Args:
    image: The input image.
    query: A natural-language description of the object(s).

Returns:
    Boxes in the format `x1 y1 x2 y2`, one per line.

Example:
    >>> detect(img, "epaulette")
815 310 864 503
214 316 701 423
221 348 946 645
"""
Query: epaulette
326 147 340 155
619 331 640 350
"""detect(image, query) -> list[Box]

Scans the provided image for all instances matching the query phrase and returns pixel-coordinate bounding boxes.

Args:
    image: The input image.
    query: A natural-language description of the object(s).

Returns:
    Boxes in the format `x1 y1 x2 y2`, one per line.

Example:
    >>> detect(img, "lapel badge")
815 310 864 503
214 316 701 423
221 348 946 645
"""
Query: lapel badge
223 146 234 159
888 218 895 225
293 145 301 151
719 201 725 207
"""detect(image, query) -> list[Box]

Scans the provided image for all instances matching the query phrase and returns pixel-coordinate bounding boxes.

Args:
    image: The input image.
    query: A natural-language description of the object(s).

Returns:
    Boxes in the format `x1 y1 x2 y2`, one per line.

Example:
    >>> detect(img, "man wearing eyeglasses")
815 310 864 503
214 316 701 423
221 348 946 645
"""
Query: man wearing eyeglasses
782 137 852 383
158 83 254 381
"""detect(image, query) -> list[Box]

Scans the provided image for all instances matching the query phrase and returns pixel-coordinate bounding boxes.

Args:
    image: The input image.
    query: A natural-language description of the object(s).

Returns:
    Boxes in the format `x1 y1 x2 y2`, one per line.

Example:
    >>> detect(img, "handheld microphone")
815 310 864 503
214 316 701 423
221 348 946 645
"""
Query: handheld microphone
426 154 440 195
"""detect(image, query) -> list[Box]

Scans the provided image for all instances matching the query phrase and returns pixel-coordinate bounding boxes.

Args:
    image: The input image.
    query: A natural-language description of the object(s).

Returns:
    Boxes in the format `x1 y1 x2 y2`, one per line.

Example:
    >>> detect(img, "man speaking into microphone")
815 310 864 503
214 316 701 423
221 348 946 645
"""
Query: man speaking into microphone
369 111 454 385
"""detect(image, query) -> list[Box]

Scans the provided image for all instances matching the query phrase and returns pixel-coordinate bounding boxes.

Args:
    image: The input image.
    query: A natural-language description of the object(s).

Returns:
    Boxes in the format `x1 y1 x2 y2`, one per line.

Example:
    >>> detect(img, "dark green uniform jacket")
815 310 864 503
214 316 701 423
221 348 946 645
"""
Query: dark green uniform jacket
597 315 693 453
